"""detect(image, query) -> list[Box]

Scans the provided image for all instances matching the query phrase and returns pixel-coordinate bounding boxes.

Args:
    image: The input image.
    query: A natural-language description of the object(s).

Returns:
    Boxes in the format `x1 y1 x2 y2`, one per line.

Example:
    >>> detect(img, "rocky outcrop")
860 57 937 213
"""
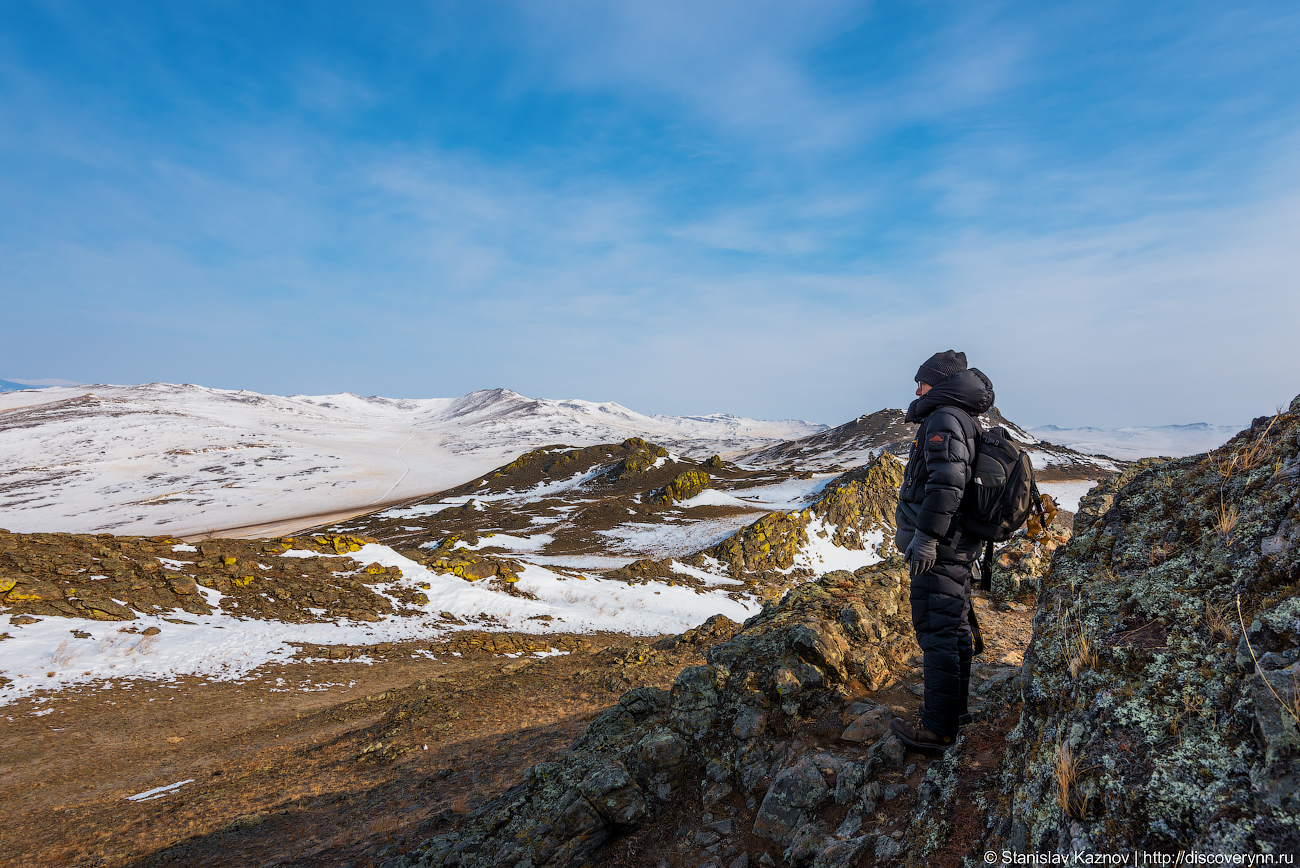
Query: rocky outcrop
649 469 712 505
974 399 1300 857
418 534 526 593
0 530 423 623
397 560 918 867
986 497 1071 600
608 454 907 599
612 438 671 480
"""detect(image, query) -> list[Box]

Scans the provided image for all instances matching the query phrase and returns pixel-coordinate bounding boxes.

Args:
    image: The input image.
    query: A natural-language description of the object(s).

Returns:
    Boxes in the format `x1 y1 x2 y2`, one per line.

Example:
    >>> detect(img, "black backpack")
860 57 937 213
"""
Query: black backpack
952 415 1048 591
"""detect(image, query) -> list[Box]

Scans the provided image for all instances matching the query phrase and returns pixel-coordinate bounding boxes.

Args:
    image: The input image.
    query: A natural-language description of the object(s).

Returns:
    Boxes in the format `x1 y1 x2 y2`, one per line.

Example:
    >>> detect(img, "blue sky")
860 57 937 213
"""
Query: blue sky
1 1 1297 427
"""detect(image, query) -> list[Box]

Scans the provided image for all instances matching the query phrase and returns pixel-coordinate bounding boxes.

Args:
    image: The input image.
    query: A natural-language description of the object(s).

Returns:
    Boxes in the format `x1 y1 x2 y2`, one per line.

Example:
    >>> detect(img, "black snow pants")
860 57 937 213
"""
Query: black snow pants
908 561 974 739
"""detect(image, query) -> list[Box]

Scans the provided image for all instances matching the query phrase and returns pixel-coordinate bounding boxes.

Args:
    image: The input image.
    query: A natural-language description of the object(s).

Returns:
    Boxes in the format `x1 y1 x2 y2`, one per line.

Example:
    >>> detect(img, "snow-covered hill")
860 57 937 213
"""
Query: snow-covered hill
1028 422 1242 460
0 383 824 538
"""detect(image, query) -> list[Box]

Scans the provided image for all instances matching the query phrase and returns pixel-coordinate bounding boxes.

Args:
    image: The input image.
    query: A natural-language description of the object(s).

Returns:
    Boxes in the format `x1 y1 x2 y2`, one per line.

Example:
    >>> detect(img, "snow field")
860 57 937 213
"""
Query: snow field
0 543 759 706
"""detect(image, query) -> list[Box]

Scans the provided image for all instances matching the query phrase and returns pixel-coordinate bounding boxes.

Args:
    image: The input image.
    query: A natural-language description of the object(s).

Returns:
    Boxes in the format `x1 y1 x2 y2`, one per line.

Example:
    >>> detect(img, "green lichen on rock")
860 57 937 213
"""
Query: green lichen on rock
648 468 711 505
709 508 814 581
421 535 529 593
706 452 906 588
983 398 1300 857
812 453 905 552
610 437 670 480
604 452 908 599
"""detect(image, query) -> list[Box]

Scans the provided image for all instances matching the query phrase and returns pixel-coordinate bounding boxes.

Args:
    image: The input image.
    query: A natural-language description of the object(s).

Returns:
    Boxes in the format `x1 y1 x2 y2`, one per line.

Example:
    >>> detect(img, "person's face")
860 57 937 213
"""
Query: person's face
915 382 932 397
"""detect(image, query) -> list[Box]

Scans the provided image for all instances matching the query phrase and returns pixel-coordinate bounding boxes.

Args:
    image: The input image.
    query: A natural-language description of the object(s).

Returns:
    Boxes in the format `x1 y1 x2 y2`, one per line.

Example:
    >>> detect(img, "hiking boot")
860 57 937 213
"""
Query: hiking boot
916 699 974 727
890 717 954 754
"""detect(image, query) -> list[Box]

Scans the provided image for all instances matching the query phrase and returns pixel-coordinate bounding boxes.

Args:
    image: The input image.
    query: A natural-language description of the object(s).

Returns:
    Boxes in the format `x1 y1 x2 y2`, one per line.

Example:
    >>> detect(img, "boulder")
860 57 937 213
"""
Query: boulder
840 706 890 744
649 469 711 505
753 758 829 845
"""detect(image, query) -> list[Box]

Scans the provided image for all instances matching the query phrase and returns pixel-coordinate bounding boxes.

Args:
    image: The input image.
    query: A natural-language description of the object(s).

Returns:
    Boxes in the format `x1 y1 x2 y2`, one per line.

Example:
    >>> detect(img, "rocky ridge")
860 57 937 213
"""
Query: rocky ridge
375 399 1299 866
975 399 1300 857
398 559 924 868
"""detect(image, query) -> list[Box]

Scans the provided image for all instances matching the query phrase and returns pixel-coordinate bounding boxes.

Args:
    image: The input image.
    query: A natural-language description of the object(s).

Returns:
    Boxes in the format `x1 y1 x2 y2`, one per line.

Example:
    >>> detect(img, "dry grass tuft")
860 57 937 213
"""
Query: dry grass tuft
1170 693 1203 735
49 640 80 669
1213 502 1240 542
1208 412 1283 479
1204 600 1233 643
1053 742 1088 819
130 634 158 655
1063 613 1099 679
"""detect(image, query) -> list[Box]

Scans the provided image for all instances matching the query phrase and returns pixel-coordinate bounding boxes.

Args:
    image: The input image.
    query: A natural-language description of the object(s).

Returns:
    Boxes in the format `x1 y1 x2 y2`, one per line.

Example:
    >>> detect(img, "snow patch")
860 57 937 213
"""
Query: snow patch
127 780 195 802
1036 480 1100 514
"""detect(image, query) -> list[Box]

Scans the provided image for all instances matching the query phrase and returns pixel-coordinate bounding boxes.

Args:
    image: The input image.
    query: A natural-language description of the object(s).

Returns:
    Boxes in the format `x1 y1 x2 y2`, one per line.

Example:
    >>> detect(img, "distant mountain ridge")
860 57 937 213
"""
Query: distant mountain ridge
0 377 82 390
0 383 825 537
740 405 1119 481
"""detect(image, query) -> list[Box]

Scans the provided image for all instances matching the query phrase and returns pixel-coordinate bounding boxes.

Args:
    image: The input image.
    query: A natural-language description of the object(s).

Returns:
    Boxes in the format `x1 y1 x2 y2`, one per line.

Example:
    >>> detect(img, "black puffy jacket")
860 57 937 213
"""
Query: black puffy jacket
894 368 995 564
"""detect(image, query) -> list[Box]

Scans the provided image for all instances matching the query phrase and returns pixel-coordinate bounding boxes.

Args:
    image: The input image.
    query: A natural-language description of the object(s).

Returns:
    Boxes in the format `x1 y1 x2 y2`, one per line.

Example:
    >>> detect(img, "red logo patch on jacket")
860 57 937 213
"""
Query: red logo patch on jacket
928 434 945 444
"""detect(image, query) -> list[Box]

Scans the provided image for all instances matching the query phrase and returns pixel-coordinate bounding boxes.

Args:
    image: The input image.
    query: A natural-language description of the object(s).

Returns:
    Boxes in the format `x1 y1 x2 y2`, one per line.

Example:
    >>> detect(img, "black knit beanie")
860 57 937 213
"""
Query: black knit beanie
915 350 967 386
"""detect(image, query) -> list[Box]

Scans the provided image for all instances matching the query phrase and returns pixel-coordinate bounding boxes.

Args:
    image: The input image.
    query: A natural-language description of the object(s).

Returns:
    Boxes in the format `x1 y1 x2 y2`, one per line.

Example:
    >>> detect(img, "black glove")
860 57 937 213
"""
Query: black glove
907 531 938 576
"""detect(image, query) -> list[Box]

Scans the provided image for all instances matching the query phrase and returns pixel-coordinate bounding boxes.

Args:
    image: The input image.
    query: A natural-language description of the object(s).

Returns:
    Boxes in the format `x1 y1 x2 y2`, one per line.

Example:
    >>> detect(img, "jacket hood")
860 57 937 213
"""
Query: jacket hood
904 368 995 423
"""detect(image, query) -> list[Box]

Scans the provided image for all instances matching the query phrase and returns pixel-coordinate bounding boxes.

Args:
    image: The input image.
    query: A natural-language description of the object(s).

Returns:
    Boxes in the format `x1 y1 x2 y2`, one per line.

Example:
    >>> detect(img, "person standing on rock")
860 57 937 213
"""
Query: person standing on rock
890 350 995 753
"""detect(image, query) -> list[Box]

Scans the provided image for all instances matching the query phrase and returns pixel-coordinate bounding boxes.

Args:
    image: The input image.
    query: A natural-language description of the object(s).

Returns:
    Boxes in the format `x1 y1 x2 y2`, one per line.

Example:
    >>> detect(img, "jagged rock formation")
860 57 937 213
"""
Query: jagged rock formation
398 561 919 867
895 399 1300 863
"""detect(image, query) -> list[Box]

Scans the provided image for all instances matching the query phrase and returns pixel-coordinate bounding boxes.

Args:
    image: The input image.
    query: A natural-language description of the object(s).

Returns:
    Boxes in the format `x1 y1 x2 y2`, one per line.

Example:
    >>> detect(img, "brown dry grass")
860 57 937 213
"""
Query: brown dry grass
1062 611 1099 679
1204 600 1233 643
1213 501 1240 542
1207 412 1283 479
1053 742 1088 819
1170 693 1203 736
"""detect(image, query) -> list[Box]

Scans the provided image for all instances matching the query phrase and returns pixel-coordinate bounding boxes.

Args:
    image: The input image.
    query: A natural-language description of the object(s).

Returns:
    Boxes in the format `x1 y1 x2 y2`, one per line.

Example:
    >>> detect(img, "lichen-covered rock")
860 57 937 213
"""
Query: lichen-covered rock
649 468 711 505
403 560 916 867
420 534 528 593
982 399 1300 857
608 453 907 599
611 437 670 480
753 757 829 844
669 664 721 738
705 456 904 586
